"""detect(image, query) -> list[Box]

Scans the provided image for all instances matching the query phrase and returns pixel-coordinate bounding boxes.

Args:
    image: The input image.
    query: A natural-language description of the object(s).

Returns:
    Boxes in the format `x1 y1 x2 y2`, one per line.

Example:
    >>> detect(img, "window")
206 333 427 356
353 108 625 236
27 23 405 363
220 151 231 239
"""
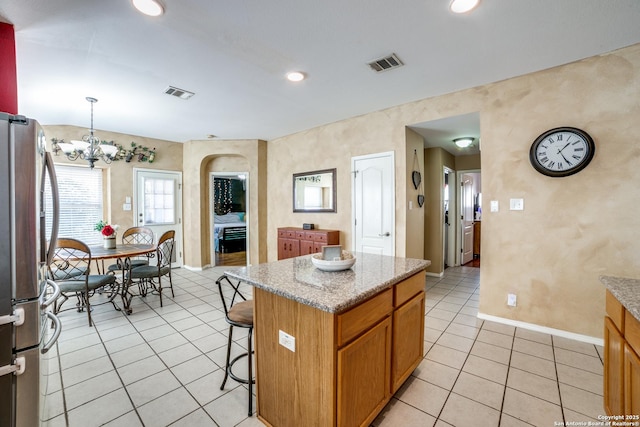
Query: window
45 165 104 246
143 177 175 224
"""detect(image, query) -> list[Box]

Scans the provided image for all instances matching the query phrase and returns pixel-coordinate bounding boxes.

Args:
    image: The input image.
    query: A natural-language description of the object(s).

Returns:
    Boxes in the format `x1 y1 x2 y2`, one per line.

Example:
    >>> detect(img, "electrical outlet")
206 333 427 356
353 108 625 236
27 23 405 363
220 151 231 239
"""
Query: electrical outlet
507 293 517 307
279 330 295 352
490 200 499 212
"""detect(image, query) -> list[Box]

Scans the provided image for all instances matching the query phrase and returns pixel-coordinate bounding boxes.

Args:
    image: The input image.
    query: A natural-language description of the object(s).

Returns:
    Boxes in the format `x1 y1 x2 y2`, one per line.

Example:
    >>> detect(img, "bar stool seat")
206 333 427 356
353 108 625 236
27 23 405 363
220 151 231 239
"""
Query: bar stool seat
215 274 255 416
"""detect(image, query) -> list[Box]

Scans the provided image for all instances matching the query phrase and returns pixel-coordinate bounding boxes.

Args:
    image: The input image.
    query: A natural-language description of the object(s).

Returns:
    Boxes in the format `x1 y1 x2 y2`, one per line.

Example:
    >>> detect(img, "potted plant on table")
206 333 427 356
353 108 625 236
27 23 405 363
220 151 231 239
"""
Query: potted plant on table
95 220 119 249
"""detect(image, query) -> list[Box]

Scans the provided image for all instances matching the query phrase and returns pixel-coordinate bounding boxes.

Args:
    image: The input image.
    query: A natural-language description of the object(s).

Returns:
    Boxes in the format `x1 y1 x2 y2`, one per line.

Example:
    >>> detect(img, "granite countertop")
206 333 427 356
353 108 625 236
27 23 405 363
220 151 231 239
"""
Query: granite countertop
224 252 430 313
601 275 640 321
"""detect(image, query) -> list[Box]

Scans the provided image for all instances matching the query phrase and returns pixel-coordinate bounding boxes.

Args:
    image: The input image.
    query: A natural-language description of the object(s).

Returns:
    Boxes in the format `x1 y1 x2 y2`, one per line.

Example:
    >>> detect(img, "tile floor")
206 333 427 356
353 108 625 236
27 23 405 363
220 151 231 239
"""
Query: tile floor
41 265 605 427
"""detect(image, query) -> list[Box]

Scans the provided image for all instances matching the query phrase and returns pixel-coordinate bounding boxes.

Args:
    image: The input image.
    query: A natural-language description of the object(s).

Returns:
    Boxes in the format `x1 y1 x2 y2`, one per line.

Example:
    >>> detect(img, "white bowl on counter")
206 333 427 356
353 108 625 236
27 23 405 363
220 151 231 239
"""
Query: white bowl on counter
311 252 356 271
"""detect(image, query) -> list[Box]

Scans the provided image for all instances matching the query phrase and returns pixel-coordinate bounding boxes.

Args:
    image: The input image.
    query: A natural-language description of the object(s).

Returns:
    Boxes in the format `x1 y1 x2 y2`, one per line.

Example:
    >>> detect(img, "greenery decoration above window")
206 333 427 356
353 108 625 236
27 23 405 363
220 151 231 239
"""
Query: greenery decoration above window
51 138 157 164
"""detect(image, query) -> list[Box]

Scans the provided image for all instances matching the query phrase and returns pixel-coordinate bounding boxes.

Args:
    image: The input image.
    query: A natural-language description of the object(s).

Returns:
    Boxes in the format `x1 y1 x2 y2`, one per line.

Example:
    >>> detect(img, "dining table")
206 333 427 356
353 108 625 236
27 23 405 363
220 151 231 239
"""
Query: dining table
89 243 156 314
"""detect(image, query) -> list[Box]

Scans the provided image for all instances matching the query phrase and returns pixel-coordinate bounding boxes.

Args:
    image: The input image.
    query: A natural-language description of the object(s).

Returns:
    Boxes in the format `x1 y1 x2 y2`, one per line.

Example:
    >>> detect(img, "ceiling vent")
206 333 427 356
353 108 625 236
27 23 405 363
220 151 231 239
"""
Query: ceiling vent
164 86 195 100
367 53 404 73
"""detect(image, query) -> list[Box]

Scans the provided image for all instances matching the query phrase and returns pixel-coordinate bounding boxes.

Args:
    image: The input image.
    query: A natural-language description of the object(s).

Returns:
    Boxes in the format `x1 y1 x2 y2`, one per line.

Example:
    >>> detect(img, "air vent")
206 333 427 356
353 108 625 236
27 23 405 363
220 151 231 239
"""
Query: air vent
164 86 195 100
367 53 404 73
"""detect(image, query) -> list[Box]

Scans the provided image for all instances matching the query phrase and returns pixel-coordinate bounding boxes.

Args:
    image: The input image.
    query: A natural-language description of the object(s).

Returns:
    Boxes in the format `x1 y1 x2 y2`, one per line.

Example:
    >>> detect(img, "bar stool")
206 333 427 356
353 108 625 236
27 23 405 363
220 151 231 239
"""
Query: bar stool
215 274 255 416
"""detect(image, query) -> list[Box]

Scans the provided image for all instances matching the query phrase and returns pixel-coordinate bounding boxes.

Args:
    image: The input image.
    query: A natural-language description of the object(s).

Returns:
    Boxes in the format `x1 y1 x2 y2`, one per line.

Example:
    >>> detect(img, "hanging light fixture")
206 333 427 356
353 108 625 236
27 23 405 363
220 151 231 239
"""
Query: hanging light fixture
54 97 119 169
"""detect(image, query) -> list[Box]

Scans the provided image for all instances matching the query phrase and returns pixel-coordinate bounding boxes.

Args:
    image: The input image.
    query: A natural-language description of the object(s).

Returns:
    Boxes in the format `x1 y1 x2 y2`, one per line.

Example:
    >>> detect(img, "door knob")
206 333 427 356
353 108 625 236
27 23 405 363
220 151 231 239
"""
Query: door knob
379 232 390 237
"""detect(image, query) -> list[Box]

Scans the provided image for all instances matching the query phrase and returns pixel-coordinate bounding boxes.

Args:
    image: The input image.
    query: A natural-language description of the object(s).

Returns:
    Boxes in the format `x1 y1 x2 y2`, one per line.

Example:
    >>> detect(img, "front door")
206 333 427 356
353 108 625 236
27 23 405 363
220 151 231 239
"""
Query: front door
461 174 474 265
134 169 183 268
352 151 395 255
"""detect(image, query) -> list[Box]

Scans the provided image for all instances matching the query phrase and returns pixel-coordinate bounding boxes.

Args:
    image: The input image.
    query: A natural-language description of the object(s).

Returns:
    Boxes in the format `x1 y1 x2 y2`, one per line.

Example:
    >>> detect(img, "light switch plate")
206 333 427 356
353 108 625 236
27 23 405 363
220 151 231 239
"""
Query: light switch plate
279 330 295 352
490 200 499 212
509 198 524 211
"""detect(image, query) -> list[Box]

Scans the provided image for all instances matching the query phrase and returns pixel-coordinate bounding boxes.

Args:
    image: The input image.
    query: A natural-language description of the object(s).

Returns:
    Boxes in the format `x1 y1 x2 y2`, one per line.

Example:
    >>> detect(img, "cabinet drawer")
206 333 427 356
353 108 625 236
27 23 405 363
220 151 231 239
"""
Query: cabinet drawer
626 311 640 355
304 232 317 240
607 290 625 333
278 229 297 238
295 231 306 239
313 233 329 243
337 289 393 347
394 272 425 308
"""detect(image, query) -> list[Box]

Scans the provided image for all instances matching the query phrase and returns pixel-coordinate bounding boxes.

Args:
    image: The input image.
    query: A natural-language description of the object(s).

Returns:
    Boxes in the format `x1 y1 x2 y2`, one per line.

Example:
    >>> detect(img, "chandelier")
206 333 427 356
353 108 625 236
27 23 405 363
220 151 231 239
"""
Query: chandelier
53 97 118 169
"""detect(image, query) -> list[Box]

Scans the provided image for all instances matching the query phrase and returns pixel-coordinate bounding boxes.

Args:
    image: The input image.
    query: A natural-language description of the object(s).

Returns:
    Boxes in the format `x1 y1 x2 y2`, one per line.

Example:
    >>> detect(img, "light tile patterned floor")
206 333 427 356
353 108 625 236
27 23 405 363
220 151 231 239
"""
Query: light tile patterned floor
42 265 604 426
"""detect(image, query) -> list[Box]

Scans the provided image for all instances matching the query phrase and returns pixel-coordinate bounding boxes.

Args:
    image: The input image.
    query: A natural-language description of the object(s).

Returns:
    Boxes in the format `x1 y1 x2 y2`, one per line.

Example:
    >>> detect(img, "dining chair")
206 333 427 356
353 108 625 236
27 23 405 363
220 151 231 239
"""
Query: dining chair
215 274 255 416
106 226 155 273
126 230 175 307
49 238 117 327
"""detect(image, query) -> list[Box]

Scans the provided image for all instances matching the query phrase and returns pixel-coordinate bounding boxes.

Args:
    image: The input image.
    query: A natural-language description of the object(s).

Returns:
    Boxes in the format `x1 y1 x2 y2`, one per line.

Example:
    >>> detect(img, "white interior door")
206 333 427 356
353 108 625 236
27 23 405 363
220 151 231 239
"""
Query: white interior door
134 169 183 267
352 151 395 256
461 174 474 265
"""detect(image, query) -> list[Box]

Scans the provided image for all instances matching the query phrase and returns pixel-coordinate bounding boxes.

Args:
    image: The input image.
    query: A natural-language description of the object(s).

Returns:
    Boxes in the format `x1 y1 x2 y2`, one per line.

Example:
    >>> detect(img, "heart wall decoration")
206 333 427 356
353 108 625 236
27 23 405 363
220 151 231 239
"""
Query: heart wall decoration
412 149 425 208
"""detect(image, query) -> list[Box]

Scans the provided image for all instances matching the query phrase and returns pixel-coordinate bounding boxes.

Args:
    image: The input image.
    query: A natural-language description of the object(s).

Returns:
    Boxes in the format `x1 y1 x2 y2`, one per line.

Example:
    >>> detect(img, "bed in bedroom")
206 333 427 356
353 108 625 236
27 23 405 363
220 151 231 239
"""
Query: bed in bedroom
214 212 246 253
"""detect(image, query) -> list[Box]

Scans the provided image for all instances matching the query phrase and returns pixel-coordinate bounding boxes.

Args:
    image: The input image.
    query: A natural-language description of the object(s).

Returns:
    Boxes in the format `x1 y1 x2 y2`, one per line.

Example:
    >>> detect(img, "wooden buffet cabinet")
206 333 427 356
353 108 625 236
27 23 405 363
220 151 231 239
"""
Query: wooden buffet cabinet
277 227 340 260
604 289 640 415
226 254 429 427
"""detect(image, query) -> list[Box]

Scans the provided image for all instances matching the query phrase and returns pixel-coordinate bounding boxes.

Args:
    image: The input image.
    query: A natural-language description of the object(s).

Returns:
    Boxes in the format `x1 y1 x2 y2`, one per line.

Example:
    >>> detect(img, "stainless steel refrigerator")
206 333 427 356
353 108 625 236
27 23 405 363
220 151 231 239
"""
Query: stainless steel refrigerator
0 113 62 427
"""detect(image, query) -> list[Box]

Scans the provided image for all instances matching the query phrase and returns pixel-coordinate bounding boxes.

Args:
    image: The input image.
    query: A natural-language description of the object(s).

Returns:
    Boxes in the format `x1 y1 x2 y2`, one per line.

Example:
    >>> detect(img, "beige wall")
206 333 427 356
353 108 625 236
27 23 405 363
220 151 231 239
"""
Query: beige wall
182 139 267 269
266 110 413 258
424 147 455 275
455 154 481 171
264 43 640 339
43 125 183 230
406 128 425 259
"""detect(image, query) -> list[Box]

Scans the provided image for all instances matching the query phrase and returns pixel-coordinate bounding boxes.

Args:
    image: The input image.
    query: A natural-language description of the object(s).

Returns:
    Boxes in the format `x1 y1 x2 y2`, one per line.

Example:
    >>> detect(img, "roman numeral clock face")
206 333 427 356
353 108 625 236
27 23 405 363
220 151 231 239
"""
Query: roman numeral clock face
529 127 595 177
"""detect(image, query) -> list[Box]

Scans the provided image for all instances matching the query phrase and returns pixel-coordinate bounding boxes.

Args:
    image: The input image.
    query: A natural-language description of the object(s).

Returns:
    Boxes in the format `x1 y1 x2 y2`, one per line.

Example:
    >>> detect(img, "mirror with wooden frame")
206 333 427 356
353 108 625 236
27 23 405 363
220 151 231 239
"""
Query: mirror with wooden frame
293 168 337 213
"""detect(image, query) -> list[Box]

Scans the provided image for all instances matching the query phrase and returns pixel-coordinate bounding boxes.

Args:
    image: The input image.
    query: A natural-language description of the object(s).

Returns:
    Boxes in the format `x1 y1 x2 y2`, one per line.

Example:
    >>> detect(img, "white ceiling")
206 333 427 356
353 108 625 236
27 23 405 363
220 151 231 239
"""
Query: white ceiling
1 1 640 148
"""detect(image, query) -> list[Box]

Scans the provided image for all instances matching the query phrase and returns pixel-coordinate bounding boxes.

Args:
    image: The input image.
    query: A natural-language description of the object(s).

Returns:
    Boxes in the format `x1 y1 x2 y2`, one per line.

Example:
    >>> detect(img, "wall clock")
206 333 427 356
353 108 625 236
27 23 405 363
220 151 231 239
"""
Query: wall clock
529 127 595 177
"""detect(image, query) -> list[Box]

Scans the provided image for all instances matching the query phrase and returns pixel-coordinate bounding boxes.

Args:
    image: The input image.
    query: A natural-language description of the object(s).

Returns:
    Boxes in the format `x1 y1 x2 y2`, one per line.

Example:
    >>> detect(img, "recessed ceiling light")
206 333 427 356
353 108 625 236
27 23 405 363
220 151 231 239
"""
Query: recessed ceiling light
286 71 305 82
449 0 480 14
132 0 164 17
454 137 474 148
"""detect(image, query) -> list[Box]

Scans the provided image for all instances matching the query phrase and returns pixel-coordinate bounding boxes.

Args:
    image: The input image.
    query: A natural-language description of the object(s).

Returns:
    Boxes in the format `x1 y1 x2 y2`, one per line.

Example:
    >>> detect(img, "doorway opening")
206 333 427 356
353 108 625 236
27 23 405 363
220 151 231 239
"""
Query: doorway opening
408 111 481 273
210 172 249 267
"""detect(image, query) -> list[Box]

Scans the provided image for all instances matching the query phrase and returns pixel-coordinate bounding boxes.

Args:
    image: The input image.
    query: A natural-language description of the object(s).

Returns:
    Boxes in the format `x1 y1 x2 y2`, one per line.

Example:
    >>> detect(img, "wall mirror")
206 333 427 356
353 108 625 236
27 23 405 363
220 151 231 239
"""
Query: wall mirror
293 168 337 213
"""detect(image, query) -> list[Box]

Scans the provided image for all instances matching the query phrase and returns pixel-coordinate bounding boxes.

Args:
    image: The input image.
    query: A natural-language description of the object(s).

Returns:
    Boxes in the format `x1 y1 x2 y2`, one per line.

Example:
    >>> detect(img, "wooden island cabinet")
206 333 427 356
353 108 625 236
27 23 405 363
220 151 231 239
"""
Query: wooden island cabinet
602 278 640 416
226 253 429 427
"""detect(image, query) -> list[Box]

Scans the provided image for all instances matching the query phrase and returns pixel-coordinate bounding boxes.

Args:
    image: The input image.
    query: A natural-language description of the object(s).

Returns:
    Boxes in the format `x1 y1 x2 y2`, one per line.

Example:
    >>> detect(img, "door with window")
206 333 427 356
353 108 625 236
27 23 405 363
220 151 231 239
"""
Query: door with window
134 169 183 267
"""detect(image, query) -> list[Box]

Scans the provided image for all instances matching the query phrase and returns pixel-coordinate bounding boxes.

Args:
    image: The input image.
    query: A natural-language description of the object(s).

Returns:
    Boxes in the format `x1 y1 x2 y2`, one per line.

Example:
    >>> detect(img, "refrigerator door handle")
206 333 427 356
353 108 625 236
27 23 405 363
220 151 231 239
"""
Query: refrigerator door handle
41 312 61 354
40 279 60 310
42 151 59 266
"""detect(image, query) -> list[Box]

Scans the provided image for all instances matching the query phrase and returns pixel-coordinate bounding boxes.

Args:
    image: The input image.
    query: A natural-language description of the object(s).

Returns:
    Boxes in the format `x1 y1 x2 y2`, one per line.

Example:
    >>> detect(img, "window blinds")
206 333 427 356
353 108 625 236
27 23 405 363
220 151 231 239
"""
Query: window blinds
46 165 104 246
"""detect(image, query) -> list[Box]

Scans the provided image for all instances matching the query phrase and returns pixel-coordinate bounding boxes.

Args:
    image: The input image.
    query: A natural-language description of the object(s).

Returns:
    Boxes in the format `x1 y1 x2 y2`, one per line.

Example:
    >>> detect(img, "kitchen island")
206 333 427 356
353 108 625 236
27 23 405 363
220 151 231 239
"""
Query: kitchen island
225 253 430 427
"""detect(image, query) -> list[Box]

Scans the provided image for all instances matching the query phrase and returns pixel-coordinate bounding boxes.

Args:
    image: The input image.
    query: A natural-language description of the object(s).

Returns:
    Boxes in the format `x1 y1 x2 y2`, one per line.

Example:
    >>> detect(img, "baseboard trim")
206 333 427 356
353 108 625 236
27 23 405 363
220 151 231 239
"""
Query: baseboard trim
477 312 604 347
182 264 204 271
426 271 444 278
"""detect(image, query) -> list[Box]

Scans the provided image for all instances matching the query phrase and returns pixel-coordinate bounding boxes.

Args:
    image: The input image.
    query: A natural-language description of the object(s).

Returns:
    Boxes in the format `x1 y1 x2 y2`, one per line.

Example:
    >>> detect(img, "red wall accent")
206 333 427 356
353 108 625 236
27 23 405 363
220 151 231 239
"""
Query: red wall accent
0 22 18 114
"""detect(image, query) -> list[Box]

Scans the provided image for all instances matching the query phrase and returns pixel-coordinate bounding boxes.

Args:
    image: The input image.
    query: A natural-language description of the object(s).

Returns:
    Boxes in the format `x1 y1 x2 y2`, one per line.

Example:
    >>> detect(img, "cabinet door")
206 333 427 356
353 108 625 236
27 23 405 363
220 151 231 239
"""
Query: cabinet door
299 240 315 255
625 343 640 415
605 316 625 416
278 238 300 260
337 316 391 427
392 292 425 393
